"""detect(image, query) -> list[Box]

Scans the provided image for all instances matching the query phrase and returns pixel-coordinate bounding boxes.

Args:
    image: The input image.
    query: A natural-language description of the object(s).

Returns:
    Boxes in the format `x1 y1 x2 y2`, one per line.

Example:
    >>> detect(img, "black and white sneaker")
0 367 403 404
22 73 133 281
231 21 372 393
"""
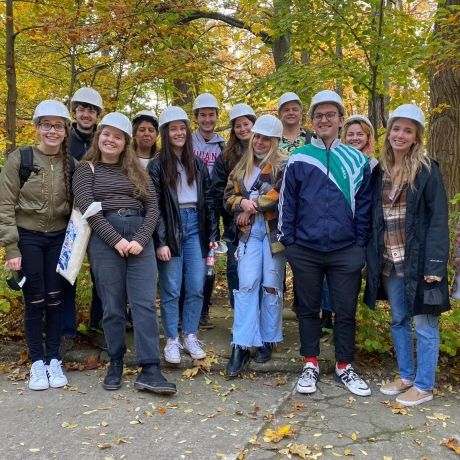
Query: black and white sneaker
335 364 371 396
296 363 320 394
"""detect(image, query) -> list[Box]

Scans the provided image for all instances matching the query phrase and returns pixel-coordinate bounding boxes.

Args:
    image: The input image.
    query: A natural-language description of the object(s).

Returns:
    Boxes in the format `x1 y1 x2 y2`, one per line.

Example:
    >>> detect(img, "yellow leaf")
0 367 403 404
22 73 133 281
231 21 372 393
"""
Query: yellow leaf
182 367 200 379
344 448 354 456
29 448 41 452
263 425 294 443
351 432 358 441
97 443 111 449
288 443 312 459
100 421 109 427
61 421 79 429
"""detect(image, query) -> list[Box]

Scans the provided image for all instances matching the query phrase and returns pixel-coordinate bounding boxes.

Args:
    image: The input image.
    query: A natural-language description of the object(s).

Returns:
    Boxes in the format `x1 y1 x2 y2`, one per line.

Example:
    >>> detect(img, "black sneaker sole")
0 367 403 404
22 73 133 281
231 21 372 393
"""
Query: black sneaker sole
102 382 122 390
134 381 177 394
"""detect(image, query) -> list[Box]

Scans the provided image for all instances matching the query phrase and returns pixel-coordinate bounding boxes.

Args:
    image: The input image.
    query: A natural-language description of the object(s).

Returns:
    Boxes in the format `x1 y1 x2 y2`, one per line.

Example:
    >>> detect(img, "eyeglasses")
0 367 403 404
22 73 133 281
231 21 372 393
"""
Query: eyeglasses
39 122 66 132
313 112 338 121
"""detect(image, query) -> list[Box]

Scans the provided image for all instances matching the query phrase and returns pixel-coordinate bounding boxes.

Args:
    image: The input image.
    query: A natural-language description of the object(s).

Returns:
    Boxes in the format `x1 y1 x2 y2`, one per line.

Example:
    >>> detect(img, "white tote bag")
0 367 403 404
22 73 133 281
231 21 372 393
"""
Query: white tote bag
56 163 101 285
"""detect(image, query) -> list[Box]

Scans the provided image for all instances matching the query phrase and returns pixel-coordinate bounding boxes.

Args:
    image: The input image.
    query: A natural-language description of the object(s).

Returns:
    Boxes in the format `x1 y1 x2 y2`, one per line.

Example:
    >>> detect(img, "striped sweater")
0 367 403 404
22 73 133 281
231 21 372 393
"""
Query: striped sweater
72 161 158 248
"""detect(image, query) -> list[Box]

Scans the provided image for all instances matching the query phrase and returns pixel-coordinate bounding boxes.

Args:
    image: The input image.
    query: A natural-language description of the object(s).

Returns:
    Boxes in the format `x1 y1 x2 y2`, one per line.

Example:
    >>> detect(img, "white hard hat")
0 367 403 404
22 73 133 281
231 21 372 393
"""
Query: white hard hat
32 100 71 125
388 104 425 129
71 87 104 111
229 103 256 122
278 92 301 111
343 114 375 137
308 90 345 117
251 114 283 139
193 93 219 111
132 110 159 129
158 106 190 130
99 112 132 138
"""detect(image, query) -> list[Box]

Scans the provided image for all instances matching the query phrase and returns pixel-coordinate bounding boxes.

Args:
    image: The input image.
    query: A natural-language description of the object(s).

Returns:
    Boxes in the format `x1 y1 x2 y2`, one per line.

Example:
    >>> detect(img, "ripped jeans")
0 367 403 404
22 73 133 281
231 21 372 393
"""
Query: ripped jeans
233 214 285 348
18 227 66 364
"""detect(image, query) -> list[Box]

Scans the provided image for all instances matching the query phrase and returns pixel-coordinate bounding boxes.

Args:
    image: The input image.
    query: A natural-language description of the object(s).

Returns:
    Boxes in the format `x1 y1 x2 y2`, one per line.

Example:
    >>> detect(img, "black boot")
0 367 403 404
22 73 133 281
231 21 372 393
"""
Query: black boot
134 364 177 395
103 360 123 390
254 343 272 363
225 346 250 378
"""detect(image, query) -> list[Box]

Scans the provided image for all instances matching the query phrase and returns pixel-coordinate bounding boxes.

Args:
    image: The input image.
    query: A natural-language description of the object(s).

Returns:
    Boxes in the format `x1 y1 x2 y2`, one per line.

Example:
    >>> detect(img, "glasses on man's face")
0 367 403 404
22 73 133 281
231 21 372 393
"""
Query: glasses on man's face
313 111 338 121
39 122 66 132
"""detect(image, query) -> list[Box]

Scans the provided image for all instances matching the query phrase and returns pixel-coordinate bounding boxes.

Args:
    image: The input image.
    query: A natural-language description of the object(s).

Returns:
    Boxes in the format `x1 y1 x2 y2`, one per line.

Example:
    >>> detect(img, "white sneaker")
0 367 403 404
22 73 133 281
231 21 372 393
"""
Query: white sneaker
183 334 206 360
335 364 371 396
297 362 320 394
164 337 183 364
46 359 68 388
29 360 49 391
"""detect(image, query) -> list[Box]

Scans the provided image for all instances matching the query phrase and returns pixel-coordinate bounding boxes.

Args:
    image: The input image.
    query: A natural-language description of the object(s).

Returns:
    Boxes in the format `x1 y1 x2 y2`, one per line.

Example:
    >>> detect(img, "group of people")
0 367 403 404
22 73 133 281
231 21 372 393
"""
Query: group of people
0 85 453 408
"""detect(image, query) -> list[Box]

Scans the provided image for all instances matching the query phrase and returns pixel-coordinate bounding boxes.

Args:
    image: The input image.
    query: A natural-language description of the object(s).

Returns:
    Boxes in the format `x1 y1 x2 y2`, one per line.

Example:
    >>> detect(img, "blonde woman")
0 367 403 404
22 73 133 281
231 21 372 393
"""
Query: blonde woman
364 104 449 406
224 115 286 377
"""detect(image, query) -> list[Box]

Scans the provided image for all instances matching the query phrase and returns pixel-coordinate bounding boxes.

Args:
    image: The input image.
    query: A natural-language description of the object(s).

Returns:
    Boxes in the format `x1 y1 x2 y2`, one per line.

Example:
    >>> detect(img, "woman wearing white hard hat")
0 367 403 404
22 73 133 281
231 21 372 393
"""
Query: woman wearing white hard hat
132 110 159 168
212 103 256 309
364 103 449 406
224 114 287 377
342 114 377 169
0 99 73 391
73 112 176 395
148 106 218 365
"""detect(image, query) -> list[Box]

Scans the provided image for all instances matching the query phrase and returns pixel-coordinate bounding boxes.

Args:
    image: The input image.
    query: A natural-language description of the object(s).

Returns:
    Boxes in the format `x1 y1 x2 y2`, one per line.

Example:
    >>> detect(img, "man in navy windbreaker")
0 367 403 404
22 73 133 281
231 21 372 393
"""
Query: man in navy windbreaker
278 90 372 397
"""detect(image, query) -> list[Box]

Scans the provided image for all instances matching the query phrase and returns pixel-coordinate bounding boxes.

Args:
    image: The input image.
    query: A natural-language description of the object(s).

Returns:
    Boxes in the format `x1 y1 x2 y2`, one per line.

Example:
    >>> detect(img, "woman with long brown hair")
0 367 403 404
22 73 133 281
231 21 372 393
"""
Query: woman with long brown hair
212 103 256 308
148 106 218 365
365 104 449 406
0 100 73 390
73 112 176 395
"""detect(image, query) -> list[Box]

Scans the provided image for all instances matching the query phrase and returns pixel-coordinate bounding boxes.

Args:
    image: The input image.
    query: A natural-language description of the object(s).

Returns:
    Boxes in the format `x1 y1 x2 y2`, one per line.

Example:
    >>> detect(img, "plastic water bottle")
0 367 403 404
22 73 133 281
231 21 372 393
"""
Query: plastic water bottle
206 247 216 277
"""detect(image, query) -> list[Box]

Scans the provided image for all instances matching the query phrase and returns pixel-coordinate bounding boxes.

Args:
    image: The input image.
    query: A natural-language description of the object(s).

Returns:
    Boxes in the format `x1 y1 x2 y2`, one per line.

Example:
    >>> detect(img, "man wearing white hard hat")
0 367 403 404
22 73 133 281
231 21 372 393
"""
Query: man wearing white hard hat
191 93 226 328
278 89 372 397
277 92 312 154
61 87 105 357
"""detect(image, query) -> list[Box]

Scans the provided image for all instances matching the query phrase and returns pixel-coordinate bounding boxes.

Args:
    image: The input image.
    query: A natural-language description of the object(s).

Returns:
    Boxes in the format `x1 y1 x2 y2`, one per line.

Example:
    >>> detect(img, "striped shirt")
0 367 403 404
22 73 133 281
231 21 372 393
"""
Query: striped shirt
72 162 158 248
382 173 408 277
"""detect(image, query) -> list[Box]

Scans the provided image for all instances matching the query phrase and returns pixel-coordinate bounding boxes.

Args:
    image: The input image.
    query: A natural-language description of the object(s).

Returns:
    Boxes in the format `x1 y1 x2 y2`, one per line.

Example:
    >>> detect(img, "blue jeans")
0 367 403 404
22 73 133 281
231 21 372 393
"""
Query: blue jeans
158 208 205 339
18 228 65 363
382 271 440 391
233 214 285 348
88 212 160 365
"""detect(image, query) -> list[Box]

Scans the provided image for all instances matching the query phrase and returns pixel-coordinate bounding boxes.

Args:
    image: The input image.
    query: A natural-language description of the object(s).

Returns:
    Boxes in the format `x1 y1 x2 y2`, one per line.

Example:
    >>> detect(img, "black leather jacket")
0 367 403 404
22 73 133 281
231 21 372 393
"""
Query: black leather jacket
148 156 218 258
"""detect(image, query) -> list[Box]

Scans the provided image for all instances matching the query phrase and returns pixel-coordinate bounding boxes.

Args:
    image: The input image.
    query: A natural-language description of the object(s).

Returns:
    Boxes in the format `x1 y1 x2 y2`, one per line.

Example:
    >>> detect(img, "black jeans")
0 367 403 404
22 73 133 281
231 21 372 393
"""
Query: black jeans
18 227 65 363
286 243 365 363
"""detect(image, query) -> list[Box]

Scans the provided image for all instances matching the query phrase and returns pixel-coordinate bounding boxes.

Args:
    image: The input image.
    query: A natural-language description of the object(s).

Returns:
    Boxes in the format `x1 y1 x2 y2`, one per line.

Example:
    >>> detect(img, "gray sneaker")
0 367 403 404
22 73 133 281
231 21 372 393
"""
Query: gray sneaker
183 334 206 360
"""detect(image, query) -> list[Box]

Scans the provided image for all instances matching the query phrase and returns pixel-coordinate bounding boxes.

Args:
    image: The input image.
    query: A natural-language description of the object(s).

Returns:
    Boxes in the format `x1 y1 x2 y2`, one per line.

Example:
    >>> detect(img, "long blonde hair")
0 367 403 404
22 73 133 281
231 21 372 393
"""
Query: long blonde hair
380 118 430 188
232 133 285 179
85 126 151 198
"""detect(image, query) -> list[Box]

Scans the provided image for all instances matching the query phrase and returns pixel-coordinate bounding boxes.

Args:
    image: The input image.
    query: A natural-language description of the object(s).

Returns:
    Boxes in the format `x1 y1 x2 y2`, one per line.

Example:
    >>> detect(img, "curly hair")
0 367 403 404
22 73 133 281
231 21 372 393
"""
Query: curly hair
380 118 431 188
85 125 150 198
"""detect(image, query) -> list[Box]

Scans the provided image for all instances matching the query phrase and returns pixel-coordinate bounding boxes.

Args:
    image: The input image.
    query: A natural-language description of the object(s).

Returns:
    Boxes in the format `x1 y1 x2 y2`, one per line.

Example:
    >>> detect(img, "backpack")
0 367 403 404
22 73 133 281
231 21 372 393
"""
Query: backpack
19 146 76 188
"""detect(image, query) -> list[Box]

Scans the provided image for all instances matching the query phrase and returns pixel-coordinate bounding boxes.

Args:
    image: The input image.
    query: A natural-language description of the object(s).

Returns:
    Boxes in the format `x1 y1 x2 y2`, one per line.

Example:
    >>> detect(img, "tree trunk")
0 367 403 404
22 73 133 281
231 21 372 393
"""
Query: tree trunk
5 0 17 154
428 0 460 201
272 0 292 69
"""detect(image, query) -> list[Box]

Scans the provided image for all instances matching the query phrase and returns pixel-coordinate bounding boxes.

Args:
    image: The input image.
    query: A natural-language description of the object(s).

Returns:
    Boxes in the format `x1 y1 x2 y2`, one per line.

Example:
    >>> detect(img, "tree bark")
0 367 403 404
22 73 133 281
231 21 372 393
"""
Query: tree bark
5 0 17 154
428 0 460 201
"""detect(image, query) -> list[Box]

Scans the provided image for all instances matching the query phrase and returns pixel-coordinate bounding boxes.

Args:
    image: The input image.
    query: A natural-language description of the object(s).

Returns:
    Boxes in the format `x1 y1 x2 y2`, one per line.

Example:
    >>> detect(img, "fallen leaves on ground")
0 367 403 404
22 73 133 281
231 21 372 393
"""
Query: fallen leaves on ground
380 400 408 415
440 437 460 455
182 351 219 379
263 424 295 443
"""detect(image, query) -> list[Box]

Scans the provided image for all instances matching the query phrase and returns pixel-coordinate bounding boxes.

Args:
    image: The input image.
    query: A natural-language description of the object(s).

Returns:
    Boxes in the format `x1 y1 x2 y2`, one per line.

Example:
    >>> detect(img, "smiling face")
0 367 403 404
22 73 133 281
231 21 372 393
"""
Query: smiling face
279 101 302 128
74 103 99 132
345 122 369 152
168 120 188 155
195 108 217 137
134 120 157 152
312 103 343 144
98 126 126 163
36 116 68 154
389 118 418 156
252 133 272 156
233 116 254 141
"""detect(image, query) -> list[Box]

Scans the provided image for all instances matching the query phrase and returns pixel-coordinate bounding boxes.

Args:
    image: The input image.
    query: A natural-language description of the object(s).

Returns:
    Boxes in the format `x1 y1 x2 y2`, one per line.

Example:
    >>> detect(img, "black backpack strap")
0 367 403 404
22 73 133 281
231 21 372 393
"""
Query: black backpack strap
19 146 36 188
